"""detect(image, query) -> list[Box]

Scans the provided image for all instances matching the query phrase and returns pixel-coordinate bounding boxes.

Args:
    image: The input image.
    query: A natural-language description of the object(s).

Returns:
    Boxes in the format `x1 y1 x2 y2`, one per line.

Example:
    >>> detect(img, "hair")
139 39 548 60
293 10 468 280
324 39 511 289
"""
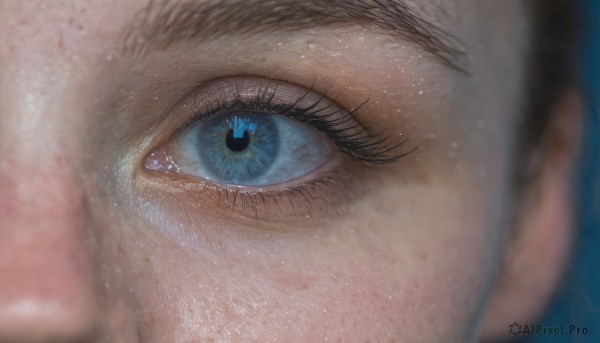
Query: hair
517 0 582 189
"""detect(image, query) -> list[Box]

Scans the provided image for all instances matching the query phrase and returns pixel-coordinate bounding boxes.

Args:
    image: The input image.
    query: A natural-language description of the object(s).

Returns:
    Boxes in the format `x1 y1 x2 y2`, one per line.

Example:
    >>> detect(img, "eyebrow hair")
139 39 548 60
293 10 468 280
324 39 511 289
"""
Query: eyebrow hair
121 0 469 72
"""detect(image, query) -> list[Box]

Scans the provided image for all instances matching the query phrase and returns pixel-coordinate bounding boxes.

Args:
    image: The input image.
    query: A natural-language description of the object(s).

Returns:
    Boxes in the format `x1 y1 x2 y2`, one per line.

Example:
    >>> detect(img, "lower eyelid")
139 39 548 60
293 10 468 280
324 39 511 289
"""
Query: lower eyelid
139 158 369 226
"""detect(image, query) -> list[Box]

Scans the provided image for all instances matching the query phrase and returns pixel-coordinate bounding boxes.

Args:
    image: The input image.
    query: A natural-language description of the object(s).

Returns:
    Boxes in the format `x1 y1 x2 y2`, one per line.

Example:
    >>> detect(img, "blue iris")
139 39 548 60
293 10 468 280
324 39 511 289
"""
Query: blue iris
176 110 334 187
197 113 279 184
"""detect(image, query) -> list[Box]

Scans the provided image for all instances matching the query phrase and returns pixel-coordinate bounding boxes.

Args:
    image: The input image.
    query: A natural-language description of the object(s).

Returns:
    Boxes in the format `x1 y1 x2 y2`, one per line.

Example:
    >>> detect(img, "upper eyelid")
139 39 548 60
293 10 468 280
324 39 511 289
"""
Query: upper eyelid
167 76 414 164
172 77 341 135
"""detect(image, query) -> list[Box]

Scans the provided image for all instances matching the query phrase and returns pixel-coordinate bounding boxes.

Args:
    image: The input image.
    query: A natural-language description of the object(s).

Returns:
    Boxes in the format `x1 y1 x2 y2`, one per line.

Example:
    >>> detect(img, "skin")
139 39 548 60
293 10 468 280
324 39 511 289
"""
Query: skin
0 1 580 342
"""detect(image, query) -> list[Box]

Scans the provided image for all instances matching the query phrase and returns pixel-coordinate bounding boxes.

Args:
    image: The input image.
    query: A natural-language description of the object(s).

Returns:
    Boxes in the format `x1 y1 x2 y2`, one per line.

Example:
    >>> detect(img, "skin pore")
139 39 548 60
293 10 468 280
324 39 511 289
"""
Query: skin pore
0 1 579 342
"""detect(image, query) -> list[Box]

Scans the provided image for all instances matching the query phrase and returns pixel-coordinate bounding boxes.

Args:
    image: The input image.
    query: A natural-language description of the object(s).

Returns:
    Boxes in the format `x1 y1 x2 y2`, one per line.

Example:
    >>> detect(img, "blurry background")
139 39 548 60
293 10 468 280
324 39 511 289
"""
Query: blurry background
528 0 600 342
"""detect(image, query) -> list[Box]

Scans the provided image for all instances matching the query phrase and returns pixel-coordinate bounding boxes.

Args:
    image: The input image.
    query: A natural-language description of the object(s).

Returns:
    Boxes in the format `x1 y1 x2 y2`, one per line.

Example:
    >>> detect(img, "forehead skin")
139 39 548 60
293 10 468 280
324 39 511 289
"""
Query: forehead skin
0 1 528 342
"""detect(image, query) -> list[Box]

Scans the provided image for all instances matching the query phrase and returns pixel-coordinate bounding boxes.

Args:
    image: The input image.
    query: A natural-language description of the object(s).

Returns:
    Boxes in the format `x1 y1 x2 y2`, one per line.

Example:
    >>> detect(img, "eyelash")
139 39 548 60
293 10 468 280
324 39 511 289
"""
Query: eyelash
146 78 415 221
176 80 412 165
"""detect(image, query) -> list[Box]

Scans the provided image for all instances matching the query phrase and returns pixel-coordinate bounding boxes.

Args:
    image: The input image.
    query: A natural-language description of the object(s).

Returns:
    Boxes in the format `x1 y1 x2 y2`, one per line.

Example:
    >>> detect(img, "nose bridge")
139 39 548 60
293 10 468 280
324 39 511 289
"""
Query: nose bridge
0 155 87 232
0 66 82 171
0 5 120 341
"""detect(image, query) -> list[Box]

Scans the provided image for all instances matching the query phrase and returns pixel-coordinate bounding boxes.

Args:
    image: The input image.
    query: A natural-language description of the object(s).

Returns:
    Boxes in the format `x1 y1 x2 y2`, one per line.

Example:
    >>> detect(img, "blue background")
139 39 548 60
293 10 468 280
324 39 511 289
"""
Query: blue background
528 1 600 342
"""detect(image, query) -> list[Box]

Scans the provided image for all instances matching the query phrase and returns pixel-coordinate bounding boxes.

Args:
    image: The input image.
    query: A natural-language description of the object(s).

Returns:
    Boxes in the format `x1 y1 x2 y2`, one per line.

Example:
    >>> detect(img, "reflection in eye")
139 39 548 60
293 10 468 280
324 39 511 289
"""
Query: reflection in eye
175 112 334 187
143 77 413 219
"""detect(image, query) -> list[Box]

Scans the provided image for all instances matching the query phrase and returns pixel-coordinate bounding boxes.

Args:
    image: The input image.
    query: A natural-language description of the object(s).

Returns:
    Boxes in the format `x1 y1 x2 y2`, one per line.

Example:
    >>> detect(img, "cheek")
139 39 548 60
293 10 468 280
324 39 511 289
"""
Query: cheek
115 136 509 342
123 203 501 343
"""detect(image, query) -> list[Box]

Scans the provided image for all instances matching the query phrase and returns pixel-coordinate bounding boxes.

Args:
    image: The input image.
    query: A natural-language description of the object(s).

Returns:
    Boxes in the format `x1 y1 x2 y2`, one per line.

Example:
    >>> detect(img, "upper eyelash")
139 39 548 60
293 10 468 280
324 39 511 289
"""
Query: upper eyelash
175 79 415 164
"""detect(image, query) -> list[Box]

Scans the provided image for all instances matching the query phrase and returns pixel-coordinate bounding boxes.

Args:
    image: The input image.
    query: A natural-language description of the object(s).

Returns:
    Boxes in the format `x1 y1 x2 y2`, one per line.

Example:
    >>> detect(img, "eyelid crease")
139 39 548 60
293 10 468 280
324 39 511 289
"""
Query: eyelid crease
172 76 415 165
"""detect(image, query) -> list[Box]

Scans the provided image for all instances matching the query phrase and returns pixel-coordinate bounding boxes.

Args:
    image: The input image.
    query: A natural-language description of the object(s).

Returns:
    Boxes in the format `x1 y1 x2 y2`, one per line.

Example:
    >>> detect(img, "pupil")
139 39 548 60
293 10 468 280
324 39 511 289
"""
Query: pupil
226 129 250 152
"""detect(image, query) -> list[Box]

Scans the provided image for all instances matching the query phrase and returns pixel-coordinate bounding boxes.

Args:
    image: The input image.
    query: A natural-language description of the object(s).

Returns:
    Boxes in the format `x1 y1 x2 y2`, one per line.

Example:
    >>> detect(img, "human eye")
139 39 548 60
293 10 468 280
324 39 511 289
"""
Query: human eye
169 106 334 187
141 76 413 223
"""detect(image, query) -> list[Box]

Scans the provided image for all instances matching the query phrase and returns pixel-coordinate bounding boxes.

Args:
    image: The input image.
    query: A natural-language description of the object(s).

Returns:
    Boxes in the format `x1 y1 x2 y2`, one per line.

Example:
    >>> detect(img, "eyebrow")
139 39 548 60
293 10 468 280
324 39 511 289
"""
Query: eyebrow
121 0 469 72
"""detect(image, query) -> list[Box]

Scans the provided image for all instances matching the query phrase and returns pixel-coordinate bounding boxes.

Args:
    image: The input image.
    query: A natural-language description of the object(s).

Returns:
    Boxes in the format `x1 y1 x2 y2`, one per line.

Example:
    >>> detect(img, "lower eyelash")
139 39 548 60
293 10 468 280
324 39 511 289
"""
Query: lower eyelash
148 164 368 225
